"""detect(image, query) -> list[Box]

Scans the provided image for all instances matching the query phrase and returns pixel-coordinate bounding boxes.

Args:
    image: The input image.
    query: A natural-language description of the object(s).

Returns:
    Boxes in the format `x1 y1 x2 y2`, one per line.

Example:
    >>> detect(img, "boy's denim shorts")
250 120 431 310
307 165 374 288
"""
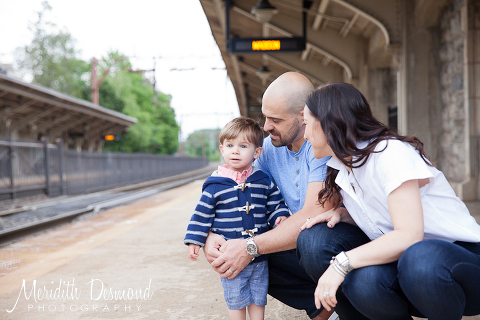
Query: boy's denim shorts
220 260 268 310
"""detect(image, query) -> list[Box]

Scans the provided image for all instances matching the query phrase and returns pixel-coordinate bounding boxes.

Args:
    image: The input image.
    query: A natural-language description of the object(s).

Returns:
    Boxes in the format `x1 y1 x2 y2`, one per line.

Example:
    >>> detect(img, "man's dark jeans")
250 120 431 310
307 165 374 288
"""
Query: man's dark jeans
268 248 320 318
267 222 371 319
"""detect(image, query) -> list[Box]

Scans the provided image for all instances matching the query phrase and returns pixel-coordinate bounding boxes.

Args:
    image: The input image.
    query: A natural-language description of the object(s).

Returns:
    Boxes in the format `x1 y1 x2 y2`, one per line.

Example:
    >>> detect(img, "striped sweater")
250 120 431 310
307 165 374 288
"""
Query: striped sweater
184 167 290 250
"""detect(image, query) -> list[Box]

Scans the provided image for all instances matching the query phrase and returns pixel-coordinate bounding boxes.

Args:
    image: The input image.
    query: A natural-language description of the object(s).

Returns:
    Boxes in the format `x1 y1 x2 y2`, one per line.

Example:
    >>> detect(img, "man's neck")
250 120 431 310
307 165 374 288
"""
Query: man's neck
288 137 306 153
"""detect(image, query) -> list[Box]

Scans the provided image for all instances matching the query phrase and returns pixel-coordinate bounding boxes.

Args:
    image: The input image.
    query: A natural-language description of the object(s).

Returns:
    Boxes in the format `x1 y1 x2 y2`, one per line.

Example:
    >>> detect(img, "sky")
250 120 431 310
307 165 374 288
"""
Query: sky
0 0 240 140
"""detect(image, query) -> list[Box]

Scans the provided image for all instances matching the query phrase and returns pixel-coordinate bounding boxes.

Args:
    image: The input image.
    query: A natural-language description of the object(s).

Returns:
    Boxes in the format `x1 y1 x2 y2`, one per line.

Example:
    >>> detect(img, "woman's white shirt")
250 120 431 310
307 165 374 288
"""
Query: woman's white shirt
327 139 480 242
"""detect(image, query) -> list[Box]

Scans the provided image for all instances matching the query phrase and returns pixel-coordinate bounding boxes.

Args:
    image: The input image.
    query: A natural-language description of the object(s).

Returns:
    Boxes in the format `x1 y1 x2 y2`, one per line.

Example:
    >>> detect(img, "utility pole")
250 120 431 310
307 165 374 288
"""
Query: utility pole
127 61 157 106
153 57 157 106
91 57 111 105
91 57 99 105
91 56 157 106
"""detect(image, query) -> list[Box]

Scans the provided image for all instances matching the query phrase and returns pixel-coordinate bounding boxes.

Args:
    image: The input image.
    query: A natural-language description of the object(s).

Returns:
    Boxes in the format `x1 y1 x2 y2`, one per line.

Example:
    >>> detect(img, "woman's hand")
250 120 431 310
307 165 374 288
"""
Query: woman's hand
314 265 345 311
299 207 345 232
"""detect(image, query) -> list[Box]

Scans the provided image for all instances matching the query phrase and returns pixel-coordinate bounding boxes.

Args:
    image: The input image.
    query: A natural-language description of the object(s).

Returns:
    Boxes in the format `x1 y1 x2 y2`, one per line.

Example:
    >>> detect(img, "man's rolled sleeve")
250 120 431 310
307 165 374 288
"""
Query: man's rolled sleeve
307 155 330 183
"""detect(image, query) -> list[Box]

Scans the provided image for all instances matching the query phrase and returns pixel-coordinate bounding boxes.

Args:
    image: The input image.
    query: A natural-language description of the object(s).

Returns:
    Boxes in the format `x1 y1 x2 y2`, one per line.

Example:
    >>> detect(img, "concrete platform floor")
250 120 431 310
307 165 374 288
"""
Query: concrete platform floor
0 180 479 320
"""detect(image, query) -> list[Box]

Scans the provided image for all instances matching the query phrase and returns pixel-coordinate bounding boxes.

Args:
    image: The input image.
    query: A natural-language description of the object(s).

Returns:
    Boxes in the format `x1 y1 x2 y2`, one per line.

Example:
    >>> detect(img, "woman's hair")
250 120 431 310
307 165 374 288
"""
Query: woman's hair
219 117 264 148
305 82 431 209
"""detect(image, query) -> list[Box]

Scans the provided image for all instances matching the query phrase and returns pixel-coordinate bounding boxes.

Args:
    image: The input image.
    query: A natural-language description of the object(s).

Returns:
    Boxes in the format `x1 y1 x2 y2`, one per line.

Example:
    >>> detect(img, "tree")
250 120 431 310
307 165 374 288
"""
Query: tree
14 2 180 155
15 1 88 97
93 52 180 154
184 129 221 161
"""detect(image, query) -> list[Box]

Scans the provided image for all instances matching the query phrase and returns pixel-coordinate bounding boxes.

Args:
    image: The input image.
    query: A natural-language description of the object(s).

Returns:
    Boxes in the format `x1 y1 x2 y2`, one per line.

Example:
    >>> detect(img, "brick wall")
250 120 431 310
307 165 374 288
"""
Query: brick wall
438 0 466 181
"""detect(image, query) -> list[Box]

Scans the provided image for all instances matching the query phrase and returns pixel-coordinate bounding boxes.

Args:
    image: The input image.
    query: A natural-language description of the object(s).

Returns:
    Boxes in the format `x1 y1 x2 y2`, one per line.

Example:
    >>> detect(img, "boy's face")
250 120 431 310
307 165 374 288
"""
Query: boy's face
219 133 262 172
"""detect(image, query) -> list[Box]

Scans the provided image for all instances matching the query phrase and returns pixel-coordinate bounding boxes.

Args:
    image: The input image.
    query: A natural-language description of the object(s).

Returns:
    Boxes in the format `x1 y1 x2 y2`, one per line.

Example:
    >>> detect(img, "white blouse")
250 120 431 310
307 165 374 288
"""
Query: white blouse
327 139 480 242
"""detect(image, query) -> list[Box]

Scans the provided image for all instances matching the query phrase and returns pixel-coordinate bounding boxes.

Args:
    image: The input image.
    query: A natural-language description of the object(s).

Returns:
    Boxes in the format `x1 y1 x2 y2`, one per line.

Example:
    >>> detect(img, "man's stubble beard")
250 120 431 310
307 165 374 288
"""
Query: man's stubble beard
269 118 302 148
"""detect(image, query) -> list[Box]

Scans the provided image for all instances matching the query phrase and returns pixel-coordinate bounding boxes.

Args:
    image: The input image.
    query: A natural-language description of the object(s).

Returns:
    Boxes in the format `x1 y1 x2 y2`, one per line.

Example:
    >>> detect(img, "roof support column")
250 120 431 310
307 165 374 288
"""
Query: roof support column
74 137 84 152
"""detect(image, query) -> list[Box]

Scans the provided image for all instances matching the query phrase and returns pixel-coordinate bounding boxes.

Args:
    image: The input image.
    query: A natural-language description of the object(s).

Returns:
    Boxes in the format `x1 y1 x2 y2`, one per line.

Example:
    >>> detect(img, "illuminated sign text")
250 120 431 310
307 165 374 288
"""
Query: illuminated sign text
252 40 281 51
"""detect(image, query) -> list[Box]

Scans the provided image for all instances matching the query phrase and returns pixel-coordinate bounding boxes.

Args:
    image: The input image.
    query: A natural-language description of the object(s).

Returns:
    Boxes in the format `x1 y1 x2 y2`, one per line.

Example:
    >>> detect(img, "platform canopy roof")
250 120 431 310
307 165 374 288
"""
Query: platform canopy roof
0 73 137 141
200 0 401 120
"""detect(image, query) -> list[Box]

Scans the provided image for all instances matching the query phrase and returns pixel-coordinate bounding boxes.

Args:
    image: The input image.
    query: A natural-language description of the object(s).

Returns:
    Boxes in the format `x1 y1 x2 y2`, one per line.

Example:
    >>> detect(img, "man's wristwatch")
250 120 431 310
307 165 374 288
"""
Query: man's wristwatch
246 236 260 258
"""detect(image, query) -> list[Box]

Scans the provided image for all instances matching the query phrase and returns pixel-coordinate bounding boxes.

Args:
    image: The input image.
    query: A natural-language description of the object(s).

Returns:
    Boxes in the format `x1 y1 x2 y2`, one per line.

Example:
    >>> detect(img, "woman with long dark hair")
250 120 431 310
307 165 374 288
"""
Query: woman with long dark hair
299 82 480 319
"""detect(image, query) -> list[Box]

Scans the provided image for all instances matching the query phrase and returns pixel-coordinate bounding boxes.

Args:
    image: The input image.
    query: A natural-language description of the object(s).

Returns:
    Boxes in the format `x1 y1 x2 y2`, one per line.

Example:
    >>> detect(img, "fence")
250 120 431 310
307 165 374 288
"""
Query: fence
0 139 209 201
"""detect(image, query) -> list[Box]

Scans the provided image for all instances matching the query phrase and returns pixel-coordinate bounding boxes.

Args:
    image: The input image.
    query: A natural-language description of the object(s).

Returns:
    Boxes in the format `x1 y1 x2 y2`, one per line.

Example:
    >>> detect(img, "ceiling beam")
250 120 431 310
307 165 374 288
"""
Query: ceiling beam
322 56 332 67
305 43 352 81
301 45 312 61
231 5 352 81
243 78 267 91
33 113 74 135
0 82 135 126
263 55 325 85
212 0 247 114
332 0 390 46
8 106 58 134
312 0 331 30
49 117 90 139
339 12 359 38
84 122 117 140
0 99 36 118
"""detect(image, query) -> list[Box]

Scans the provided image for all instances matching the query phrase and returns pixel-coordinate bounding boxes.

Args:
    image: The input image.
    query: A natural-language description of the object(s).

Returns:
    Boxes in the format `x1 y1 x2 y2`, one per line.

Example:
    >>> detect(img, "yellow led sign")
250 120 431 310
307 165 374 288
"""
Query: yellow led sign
228 37 304 53
252 40 281 51
104 135 115 141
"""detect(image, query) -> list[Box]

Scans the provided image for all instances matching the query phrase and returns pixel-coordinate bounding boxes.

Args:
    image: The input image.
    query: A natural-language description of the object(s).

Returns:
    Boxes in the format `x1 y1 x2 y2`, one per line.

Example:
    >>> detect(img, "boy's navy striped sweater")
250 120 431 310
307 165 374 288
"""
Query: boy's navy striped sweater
184 167 290 261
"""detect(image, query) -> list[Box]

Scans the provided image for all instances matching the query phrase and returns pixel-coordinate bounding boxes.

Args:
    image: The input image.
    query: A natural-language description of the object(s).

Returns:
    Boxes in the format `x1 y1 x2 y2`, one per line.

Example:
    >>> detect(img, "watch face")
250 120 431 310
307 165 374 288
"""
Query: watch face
246 244 256 254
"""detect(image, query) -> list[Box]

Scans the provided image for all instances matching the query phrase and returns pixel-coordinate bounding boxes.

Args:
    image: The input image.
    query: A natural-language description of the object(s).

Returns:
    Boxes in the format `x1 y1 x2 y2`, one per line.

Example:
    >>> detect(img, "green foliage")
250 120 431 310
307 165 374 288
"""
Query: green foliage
14 2 180 155
183 129 221 161
15 1 88 97
97 52 180 154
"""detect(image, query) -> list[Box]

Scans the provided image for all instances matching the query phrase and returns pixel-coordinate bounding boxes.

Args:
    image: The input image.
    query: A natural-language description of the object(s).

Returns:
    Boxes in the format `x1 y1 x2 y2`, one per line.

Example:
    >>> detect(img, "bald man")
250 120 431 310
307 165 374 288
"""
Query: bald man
204 72 337 320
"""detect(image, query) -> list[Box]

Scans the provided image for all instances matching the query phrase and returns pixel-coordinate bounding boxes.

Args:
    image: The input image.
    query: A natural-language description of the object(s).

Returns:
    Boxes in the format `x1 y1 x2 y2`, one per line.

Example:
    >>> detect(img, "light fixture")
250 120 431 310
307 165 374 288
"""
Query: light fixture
251 0 278 23
256 65 272 86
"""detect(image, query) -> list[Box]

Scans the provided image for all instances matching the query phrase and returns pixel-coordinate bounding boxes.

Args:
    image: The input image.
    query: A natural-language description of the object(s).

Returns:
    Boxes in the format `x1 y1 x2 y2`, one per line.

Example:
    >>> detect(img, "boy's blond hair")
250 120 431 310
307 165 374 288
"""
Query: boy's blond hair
219 117 264 148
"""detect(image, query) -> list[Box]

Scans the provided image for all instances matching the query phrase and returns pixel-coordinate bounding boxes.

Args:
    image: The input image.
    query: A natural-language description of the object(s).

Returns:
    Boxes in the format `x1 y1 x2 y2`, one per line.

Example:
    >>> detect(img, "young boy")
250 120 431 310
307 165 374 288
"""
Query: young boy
184 117 290 320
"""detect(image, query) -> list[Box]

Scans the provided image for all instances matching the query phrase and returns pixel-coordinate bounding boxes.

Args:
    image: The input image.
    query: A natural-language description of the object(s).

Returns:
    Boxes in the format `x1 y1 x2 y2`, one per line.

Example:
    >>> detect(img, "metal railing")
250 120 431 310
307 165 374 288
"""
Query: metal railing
0 139 209 200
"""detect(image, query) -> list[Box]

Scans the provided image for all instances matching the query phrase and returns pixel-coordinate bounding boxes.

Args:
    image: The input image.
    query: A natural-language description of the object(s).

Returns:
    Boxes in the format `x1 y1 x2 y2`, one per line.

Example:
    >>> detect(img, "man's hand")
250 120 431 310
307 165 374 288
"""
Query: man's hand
202 232 226 263
211 238 251 279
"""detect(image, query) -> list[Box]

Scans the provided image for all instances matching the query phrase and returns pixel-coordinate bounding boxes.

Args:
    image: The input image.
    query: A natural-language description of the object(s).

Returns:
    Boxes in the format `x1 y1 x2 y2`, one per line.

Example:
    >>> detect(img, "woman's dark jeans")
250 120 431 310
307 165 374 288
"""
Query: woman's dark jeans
296 223 480 320
267 222 371 319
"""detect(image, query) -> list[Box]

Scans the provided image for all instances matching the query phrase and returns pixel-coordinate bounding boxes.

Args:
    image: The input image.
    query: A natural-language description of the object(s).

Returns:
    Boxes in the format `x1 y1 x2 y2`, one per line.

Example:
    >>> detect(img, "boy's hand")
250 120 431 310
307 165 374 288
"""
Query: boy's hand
275 215 288 226
188 244 201 261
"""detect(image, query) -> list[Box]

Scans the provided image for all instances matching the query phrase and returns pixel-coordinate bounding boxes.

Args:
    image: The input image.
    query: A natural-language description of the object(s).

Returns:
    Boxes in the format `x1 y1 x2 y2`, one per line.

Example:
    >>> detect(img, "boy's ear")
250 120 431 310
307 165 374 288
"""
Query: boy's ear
254 147 263 159
219 144 223 154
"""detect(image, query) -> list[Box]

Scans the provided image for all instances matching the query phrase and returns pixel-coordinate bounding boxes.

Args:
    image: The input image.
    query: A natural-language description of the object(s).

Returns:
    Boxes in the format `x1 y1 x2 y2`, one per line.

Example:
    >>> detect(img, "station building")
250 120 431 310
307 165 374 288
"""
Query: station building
0 71 137 152
200 0 480 201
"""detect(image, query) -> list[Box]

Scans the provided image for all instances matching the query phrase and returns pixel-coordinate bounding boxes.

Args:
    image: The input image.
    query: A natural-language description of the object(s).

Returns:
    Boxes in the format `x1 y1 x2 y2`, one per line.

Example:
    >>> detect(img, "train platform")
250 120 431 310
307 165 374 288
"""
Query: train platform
0 179 479 319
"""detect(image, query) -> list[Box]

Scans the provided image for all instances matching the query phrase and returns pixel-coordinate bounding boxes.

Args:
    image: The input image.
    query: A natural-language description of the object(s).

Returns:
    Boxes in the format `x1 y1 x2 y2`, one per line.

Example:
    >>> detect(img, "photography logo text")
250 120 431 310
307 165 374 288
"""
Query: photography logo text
6 278 153 313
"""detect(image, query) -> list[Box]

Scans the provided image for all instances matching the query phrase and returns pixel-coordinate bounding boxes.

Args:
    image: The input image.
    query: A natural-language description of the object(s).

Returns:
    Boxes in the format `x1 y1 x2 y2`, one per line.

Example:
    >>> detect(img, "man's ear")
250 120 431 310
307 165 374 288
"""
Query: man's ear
254 147 263 159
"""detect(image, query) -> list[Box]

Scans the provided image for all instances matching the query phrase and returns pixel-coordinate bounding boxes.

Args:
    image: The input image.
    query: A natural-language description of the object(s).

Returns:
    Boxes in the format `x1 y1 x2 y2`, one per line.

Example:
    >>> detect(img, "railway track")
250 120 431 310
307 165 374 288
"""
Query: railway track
0 165 215 246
